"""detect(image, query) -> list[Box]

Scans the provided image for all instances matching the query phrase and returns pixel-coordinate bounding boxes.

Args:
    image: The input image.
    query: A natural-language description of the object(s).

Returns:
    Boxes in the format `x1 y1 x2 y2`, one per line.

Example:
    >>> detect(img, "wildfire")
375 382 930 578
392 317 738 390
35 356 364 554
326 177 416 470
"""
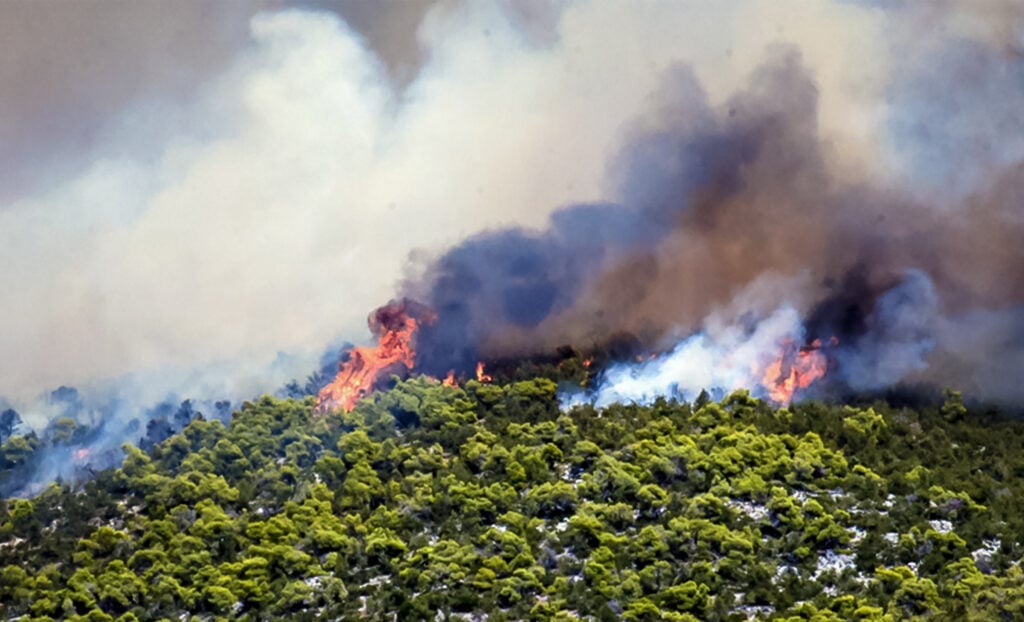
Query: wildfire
476 362 492 383
316 299 437 413
73 447 91 461
442 370 457 387
761 338 831 403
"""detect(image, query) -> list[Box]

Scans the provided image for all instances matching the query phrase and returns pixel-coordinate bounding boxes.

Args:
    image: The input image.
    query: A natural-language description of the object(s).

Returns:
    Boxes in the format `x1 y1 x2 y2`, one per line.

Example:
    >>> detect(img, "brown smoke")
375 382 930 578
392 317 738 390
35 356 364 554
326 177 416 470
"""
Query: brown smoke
408 43 1024 403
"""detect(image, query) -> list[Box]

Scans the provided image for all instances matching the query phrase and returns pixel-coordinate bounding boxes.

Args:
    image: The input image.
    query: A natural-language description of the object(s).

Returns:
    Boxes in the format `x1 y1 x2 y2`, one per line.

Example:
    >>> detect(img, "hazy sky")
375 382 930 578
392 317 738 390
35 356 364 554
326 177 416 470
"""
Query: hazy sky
0 0 1019 414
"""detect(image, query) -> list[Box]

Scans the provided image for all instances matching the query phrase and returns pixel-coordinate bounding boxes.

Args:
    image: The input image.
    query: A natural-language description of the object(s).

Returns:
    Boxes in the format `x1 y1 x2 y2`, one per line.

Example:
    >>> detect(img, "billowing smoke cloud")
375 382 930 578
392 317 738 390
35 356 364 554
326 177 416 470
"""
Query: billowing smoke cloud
0 0 441 202
405 5 1024 405
2 0 1023 492
1 1 895 406
834 270 939 392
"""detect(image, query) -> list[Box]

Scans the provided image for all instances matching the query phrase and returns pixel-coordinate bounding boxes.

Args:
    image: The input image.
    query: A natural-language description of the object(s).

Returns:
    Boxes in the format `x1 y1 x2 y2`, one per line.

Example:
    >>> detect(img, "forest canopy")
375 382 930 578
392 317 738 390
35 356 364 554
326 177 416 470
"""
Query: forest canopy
2 367 1024 621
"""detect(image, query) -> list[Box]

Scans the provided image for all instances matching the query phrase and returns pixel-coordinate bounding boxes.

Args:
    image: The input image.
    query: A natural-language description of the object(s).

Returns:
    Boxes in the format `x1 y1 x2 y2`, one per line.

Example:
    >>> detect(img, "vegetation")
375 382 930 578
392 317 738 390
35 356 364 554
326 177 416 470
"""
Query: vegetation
2 369 1024 620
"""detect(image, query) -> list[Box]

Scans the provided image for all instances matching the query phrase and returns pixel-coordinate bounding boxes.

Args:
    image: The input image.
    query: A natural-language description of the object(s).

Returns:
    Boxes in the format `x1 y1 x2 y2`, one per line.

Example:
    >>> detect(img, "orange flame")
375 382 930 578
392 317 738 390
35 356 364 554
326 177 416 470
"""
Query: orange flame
476 362 492 383
73 448 91 461
316 300 436 413
582 358 592 368
761 338 829 403
442 370 457 387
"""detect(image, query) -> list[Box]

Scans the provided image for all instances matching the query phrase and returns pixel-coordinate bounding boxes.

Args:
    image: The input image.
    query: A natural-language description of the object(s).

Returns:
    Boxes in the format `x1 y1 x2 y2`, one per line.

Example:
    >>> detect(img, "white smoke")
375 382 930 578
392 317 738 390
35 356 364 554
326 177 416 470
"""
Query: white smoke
568 306 807 408
0 1 890 410
16 0 1021 442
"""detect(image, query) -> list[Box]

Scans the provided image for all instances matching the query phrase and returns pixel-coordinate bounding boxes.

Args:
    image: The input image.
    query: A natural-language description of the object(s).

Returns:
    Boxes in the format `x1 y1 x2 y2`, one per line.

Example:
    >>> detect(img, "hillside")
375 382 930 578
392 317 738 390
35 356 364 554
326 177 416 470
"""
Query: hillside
3 372 1024 621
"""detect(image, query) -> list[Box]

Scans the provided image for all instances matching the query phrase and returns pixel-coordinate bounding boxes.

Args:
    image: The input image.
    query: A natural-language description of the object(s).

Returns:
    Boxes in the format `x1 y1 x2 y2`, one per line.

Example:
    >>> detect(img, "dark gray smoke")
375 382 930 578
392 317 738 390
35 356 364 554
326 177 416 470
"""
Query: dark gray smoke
408 201 671 374
406 42 1024 404
3 1 1024 497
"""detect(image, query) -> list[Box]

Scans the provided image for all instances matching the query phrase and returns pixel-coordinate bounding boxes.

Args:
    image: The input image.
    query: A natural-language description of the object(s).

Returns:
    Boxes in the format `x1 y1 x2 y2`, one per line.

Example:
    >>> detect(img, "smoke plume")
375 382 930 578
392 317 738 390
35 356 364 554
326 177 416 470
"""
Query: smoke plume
2 0 1023 493
405 11 1024 405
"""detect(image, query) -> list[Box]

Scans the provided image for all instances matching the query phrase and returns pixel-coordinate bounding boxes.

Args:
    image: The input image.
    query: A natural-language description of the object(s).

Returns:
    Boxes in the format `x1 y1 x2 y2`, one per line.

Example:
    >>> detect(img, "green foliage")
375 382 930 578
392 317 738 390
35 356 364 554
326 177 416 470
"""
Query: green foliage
2 377 1024 619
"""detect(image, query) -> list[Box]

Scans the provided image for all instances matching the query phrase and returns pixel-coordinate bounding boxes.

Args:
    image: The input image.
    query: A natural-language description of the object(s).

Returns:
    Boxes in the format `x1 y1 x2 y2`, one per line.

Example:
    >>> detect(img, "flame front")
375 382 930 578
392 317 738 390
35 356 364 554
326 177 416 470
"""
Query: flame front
761 338 829 403
476 362 492 383
316 299 436 413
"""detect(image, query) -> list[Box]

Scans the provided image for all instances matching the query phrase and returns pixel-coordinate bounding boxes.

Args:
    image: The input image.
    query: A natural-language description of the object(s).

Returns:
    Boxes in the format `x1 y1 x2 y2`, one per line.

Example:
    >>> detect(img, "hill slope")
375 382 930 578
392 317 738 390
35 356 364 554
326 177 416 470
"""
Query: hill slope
3 376 1024 621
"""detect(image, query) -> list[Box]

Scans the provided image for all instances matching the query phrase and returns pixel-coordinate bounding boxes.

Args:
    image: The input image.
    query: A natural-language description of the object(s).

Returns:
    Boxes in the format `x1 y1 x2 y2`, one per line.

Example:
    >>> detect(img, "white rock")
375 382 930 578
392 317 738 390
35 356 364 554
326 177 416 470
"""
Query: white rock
928 519 954 534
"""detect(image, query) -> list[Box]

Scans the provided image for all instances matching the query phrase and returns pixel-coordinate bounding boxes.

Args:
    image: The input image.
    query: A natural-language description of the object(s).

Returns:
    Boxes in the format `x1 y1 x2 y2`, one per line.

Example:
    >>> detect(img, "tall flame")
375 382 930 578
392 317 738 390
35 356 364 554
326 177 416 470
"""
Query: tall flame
476 361 492 383
761 338 830 403
316 299 436 413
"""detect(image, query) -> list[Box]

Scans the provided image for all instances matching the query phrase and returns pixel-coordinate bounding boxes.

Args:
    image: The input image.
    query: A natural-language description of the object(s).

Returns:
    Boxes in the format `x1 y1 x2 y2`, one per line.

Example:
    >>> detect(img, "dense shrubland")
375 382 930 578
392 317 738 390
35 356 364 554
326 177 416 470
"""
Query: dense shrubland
2 366 1024 620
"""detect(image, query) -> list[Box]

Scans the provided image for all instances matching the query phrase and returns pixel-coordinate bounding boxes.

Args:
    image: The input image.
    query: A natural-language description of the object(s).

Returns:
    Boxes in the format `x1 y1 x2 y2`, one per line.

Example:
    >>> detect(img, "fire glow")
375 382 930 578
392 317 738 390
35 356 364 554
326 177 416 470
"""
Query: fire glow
760 338 832 404
564 306 836 409
317 299 837 413
316 300 500 413
316 300 436 413
476 362 492 383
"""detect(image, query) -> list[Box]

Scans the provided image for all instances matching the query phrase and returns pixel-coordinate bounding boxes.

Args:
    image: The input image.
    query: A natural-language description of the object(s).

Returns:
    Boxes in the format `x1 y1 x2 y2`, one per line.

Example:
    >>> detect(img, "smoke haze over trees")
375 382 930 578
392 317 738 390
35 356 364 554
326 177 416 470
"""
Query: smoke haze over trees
0 1 1023 485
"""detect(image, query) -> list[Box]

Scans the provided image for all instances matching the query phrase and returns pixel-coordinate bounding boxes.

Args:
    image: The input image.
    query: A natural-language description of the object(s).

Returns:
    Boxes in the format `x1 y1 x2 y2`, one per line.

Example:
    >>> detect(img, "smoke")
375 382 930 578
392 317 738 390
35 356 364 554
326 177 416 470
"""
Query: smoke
1 0 1023 493
882 0 1024 201
565 306 810 408
0 2 900 408
0 0 447 202
833 270 939 392
1 2 736 405
405 6 1024 405
3 1 843 489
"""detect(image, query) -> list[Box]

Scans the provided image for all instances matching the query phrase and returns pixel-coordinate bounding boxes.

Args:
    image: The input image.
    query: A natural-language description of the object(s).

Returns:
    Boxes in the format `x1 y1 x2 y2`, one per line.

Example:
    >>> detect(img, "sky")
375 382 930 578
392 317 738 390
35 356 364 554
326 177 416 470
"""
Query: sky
1 0 1021 423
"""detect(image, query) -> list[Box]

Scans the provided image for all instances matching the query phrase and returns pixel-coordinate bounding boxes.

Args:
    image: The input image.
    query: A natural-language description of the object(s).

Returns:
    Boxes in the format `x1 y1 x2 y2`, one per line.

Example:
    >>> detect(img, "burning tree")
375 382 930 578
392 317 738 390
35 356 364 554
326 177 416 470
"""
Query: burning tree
760 338 834 404
316 299 437 413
